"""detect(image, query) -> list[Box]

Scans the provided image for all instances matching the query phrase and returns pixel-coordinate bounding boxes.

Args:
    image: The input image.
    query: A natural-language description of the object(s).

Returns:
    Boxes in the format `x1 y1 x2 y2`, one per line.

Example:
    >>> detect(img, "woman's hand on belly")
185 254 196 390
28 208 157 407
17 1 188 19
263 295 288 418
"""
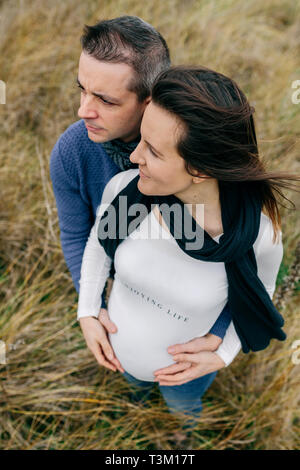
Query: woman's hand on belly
166 333 223 356
153 350 226 386
153 333 225 385
152 333 223 383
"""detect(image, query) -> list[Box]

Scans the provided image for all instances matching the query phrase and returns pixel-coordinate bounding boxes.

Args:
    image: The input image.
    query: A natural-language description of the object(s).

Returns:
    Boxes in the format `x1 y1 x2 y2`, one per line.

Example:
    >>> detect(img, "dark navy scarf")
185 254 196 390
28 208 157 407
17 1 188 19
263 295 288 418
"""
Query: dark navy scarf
102 138 140 171
97 174 286 354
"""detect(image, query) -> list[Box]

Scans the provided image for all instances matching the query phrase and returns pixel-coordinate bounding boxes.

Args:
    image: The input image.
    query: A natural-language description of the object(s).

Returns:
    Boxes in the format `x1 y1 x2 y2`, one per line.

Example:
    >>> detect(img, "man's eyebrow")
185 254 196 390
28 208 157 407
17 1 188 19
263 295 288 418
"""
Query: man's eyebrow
76 77 121 104
144 139 164 157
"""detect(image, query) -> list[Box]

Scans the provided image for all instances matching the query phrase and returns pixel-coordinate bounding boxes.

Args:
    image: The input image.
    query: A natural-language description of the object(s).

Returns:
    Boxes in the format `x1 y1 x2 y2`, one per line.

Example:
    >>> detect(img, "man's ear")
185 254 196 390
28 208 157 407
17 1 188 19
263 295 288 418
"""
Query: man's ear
140 96 151 113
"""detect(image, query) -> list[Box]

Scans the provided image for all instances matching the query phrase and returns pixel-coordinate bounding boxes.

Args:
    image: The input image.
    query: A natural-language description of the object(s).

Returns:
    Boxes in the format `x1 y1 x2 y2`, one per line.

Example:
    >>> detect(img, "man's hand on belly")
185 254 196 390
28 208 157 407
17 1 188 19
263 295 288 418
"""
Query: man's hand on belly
98 308 125 373
79 314 124 373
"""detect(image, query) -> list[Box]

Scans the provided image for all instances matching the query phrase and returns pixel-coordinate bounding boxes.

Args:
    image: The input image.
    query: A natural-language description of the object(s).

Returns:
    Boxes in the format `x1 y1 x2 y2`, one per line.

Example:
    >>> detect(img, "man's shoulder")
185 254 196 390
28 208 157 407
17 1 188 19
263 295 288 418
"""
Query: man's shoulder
53 119 106 156
61 118 86 135
50 119 118 185
50 119 116 183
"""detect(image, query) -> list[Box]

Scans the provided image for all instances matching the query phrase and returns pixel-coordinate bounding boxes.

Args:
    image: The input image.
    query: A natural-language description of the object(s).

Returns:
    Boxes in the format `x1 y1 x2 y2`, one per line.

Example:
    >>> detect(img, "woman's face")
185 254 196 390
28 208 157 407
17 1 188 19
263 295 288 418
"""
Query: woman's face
129 101 197 197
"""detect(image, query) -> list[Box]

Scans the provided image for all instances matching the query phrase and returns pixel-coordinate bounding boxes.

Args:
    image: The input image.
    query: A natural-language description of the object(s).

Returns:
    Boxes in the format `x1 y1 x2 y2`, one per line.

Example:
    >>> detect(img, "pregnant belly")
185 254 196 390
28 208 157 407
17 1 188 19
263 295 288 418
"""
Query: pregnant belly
107 285 192 382
108 316 179 382
109 325 179 381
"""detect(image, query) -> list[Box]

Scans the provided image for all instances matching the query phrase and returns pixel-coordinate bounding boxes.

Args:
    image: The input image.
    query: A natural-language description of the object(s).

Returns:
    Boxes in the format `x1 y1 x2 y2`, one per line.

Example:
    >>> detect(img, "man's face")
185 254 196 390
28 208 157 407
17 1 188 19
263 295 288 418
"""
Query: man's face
77 52 150 143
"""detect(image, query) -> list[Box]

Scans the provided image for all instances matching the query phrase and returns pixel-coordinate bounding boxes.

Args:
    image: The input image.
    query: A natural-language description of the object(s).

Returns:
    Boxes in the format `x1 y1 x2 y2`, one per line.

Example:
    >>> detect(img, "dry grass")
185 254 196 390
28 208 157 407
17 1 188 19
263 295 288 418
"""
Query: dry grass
0 0 299 450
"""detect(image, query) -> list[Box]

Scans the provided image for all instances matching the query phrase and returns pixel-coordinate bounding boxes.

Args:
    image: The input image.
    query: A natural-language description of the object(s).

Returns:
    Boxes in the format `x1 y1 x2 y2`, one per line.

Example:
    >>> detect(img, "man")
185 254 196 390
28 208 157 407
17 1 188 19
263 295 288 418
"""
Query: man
50 16 231 381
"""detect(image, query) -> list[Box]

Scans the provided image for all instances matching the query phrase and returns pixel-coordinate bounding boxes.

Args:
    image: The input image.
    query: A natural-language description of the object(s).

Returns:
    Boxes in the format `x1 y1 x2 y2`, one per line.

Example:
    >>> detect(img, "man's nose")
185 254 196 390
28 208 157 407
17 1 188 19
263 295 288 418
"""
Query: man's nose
78 95 98 120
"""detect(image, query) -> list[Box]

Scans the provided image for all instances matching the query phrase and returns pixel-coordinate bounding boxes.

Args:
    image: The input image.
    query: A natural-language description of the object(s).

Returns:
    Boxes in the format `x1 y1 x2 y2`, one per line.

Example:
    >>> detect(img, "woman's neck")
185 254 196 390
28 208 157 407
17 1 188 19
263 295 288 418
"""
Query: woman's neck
174 178 220 212
174 178 223 237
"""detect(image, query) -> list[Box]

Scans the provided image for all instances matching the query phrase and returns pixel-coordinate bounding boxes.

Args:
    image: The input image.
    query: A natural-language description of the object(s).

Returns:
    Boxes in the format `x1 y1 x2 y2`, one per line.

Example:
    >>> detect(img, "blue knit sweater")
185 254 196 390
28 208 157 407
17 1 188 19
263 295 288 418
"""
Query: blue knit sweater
50 119 231 338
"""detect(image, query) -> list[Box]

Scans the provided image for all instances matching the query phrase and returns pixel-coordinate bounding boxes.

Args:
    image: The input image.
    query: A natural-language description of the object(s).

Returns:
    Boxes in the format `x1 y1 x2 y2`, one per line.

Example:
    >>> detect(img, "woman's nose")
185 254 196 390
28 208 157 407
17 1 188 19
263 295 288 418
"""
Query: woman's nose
130 143 145 165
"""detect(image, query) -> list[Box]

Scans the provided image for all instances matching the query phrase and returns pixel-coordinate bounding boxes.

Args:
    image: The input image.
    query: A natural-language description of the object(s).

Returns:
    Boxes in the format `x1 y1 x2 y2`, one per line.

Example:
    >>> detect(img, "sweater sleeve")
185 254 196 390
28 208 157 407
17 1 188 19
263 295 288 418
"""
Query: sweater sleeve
50 137 108 308
214 218 284 367
208 302 232 339
50 138 93 293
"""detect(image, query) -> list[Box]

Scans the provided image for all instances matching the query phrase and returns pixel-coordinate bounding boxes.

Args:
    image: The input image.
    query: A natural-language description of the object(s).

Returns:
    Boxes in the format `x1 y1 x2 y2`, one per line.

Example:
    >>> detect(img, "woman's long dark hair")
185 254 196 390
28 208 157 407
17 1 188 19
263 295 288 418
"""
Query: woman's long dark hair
151 66 300 242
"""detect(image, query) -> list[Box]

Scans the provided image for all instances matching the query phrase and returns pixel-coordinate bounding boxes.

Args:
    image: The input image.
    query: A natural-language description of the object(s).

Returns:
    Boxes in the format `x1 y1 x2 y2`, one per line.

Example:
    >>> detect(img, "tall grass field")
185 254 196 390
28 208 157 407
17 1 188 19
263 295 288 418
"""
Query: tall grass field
0 0 299 450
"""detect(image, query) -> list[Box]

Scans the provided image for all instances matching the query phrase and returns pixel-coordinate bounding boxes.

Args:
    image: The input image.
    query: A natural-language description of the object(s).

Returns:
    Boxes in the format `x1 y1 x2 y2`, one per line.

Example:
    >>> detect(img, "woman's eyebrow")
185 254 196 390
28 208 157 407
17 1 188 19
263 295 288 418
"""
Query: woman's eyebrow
144 139 164 156
76 77 121 104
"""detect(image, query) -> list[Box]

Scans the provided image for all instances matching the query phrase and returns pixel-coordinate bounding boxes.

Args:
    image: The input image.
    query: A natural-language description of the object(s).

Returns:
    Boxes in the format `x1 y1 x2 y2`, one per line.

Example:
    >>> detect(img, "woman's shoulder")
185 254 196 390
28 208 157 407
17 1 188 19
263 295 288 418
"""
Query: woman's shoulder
100 169 139 206
253 212 283 258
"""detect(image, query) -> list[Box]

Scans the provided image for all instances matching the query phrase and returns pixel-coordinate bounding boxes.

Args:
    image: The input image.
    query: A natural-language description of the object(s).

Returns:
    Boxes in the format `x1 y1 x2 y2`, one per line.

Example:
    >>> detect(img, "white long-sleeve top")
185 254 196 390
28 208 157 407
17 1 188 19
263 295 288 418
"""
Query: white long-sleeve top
78 169 284 381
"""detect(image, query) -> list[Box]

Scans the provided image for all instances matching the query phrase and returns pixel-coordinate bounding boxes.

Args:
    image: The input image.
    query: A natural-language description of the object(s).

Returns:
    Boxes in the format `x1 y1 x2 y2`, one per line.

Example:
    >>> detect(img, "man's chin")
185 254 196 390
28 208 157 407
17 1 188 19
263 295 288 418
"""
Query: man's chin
86 129 110 143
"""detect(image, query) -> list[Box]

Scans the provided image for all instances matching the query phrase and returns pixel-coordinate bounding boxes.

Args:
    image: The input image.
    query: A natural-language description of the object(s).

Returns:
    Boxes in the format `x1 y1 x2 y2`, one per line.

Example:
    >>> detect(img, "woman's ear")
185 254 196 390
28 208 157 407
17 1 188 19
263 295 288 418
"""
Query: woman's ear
191 170 209 184
192 176 205 184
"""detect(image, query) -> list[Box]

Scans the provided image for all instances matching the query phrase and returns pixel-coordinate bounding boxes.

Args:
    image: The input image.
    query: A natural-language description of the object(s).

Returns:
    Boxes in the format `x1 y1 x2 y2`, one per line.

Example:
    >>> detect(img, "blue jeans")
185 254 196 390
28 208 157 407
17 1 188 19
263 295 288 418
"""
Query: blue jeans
122 370 217 431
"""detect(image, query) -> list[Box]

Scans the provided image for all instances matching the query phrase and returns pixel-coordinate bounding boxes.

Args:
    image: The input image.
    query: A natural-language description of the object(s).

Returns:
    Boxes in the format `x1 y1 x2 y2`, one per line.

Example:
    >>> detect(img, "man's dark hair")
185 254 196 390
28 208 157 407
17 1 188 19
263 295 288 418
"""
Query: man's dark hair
80 15 171 102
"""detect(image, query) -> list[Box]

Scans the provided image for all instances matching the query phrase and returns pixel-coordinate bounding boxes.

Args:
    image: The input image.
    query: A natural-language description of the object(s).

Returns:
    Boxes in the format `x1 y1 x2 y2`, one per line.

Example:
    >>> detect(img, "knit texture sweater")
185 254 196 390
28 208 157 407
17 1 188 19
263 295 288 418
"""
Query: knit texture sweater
50 119 231 338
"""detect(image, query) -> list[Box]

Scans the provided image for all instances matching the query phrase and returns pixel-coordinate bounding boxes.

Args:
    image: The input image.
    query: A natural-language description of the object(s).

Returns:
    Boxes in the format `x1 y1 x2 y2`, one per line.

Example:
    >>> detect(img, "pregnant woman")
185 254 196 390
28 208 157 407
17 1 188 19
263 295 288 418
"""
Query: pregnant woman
77 66 298 438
